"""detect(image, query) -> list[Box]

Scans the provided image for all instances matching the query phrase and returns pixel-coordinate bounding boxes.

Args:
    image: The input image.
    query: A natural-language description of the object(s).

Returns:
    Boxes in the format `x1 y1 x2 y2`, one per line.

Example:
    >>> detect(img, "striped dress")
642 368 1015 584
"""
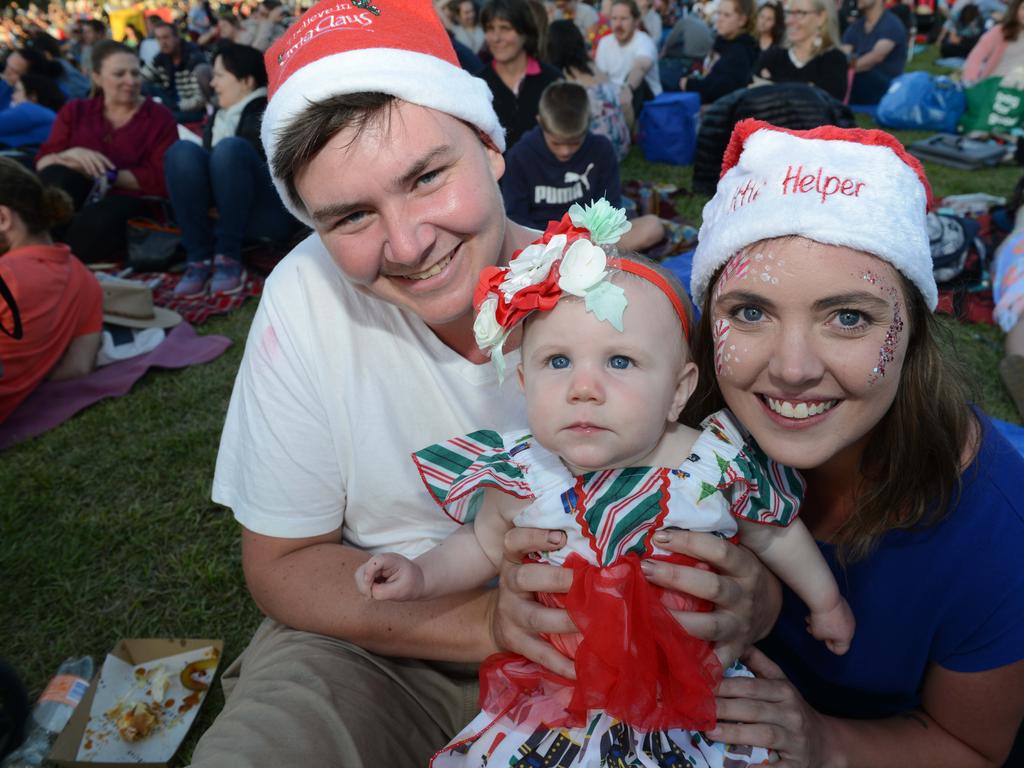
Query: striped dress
412 409 802 768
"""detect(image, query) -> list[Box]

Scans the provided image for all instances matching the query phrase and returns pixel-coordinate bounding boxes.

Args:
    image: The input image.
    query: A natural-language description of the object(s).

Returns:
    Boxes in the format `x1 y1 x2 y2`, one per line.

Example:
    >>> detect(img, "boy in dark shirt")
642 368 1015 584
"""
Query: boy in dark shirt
500 81 664 249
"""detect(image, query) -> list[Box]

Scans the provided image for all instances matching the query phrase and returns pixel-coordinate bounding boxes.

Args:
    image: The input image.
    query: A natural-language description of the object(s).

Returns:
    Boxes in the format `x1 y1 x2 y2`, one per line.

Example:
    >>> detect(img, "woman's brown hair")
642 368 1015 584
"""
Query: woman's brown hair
1003 0 1024 41
725 0 757 36
0 158 73 235
681 253 976 563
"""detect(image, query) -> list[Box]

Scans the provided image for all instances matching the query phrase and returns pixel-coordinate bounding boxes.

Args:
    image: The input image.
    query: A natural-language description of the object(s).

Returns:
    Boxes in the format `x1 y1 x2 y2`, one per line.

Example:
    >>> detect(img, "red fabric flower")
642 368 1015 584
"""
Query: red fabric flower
492 262 562 329
541 213 591 246
473 265 507 311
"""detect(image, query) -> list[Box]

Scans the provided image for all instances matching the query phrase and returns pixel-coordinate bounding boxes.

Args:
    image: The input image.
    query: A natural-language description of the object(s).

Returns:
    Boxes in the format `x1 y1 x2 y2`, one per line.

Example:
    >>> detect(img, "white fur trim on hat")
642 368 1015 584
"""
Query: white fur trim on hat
691 121 937 310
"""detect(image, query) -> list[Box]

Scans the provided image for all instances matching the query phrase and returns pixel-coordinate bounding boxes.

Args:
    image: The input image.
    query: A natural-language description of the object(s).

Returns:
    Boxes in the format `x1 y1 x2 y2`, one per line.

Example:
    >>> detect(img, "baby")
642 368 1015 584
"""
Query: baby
356 200 854 767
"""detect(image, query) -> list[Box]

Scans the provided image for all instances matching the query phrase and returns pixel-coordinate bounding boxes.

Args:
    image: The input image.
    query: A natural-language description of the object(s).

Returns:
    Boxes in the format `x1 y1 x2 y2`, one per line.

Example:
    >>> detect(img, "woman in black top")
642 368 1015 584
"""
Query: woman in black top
756 1 786 50
479 0 561 149
755 0 849 101
681 0 759 104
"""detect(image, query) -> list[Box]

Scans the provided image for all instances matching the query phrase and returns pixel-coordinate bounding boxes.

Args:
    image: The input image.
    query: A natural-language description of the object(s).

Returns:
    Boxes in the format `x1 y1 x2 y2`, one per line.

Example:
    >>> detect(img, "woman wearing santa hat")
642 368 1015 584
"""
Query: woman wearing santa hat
672 119 1024 766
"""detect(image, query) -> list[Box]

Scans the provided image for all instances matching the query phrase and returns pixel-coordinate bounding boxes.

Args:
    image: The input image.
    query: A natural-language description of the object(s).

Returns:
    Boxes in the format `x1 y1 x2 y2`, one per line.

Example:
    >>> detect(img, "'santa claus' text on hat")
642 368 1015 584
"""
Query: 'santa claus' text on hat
277 2 378 68
781 165 866 204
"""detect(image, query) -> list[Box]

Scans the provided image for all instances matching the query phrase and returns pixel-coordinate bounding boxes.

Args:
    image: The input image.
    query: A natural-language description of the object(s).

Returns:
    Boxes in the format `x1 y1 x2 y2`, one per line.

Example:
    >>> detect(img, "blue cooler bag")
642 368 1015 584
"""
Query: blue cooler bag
876 72 965 133
638 92 701 165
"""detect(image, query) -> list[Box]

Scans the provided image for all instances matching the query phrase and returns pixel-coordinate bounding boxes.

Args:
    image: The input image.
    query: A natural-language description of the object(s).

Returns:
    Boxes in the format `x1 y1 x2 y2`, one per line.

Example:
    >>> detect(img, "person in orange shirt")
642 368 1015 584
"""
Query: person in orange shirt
0 158 103 423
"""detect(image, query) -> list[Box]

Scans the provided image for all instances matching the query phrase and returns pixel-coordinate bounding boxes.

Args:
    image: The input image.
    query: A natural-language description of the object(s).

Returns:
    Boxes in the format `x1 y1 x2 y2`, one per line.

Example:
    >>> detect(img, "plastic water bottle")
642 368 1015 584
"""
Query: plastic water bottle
1 657 94 768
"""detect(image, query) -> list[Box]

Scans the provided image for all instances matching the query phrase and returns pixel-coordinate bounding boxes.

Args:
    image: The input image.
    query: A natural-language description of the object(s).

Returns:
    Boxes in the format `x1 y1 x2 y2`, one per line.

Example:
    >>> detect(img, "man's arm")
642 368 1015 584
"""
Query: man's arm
852 37 896 72
624 56 654 91
242 526 500 661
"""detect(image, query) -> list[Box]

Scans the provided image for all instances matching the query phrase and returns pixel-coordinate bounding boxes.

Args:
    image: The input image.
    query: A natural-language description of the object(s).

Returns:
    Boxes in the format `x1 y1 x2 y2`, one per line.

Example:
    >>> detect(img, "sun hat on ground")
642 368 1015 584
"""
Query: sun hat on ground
101 278 182 329
691 119 937 310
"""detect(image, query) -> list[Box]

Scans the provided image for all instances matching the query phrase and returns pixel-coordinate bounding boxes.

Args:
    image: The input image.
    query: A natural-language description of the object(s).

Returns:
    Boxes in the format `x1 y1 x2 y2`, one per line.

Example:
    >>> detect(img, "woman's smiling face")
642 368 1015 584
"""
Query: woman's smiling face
709 237 911 471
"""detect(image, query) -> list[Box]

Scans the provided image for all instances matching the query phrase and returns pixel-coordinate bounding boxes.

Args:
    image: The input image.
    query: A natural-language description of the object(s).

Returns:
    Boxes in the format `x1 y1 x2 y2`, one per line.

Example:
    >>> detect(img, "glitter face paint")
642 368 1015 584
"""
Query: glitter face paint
861 270 904 385
712 253 752 375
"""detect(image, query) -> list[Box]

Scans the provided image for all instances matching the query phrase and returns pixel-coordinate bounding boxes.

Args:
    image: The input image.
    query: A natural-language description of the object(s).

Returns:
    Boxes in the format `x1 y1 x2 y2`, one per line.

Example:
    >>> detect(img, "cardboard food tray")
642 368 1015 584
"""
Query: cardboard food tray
51 638 223 768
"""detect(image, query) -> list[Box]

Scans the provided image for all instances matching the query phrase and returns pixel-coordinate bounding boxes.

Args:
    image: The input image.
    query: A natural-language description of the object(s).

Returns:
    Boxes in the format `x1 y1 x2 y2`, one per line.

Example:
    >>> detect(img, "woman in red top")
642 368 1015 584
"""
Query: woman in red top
0 158 103 423
35 40 177 264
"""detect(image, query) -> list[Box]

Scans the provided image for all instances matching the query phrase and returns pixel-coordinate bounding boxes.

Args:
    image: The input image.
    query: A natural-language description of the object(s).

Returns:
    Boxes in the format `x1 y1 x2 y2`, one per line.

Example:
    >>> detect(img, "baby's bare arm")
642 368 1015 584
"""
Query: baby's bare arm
411 489 528 599
737 518 854 653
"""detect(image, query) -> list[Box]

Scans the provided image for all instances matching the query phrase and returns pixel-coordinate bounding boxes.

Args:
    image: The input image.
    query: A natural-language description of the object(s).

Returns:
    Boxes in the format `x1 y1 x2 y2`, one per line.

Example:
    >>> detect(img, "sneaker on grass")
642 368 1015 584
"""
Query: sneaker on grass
174 260 211 298
211 254 246 295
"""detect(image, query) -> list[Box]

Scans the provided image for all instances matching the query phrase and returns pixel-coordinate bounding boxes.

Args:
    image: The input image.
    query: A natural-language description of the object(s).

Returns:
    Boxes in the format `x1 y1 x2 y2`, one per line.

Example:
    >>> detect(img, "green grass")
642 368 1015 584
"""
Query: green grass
1 48 1021 764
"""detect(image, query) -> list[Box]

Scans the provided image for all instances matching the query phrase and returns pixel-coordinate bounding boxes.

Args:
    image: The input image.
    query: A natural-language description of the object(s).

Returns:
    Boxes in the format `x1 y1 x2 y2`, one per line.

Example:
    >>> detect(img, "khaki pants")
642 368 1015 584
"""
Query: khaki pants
189 618 480 767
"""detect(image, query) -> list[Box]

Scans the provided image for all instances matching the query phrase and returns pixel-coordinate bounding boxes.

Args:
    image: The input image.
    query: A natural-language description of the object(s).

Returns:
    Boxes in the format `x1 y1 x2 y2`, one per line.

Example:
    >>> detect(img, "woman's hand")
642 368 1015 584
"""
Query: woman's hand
490 527 577 679
709 647 838 768
56 147 114 178
639 529 781 667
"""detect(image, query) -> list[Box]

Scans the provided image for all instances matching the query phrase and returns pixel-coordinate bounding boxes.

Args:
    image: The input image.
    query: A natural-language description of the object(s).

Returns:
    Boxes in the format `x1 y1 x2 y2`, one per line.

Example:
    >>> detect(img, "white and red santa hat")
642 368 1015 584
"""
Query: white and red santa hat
261 0 504 225
691 120 937 310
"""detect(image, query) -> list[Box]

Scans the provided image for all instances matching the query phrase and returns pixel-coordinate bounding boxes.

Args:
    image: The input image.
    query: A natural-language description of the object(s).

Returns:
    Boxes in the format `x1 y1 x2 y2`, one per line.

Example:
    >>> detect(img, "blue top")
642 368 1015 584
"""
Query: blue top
500 125 621 231
842 10 908 81
761 411 1024 719
0 80 12 112
0 102 57 148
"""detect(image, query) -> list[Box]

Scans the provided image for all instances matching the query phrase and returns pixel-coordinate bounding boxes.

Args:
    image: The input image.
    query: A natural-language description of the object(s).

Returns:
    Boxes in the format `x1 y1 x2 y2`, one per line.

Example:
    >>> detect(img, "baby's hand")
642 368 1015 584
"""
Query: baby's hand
807 597 855 655
354 553 425 601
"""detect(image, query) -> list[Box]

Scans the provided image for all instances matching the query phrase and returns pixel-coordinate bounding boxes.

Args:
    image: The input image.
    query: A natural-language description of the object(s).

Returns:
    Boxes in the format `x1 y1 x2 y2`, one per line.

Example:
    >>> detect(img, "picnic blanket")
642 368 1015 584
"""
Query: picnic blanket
621 180 700 261
0 322 231 451
121 270 265 326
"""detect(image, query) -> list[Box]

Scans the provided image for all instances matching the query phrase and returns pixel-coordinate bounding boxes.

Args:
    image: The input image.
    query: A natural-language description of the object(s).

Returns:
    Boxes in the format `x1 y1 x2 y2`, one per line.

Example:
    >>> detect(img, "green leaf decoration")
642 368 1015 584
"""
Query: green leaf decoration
584 280 627 332
568 199 633 245
698 480 719 502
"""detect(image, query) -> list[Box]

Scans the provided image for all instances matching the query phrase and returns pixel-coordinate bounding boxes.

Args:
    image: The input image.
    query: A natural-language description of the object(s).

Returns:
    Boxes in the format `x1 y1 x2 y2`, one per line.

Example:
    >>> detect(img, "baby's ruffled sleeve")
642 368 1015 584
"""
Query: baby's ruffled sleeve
412 431 535 524
698 411 806 527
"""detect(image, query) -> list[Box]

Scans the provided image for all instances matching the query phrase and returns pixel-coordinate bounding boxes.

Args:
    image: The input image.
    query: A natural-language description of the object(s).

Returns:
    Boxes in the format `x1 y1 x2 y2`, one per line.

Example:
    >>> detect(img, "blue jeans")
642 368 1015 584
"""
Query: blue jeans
164 138 296 264
849 69 894 105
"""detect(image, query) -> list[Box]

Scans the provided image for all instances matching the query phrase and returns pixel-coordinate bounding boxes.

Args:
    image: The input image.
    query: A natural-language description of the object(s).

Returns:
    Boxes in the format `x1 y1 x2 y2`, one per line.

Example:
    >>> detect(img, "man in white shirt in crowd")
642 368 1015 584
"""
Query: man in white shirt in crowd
596 0 662 125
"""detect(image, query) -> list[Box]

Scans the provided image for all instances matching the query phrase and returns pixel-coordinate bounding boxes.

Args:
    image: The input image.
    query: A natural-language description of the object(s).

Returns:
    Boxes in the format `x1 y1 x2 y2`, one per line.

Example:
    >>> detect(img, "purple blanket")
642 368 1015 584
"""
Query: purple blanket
0 322 232 451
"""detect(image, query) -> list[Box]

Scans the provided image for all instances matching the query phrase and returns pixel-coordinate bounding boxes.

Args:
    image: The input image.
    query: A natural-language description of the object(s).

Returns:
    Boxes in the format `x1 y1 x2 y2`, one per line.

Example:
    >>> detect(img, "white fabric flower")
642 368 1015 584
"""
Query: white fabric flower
473 296 504 351
558 239 608 296
499 235 566 299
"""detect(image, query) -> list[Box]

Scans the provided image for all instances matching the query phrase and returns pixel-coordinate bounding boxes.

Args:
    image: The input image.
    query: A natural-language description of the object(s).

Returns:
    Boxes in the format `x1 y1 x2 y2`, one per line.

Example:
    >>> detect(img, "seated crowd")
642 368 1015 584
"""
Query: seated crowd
0 0 1014 422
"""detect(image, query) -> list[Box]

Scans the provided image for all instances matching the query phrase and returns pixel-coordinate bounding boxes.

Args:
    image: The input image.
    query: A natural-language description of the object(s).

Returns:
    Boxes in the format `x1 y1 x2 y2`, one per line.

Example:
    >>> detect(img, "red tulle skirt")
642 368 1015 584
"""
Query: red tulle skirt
479 552 723 733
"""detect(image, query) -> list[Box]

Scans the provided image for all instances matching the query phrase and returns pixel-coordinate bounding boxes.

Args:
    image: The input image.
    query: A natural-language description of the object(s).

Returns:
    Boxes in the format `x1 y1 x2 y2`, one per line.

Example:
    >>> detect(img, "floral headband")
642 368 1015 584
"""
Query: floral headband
472 199 690 379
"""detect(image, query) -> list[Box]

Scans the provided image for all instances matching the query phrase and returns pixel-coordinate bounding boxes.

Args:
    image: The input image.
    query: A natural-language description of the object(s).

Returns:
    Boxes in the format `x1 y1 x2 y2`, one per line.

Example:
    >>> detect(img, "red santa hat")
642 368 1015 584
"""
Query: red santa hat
261 0 504 224
691 120 937 310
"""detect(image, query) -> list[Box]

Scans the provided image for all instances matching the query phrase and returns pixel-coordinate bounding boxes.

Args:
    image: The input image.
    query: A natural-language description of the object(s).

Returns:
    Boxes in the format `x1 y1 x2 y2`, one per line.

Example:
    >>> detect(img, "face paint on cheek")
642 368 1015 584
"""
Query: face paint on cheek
862 271 905 385
714 318 731 375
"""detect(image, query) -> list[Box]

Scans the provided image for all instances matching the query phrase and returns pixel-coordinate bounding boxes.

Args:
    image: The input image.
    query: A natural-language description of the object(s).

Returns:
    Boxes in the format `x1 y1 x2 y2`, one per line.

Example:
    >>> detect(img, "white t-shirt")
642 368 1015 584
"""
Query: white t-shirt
212 235 527 558
595 30 663 97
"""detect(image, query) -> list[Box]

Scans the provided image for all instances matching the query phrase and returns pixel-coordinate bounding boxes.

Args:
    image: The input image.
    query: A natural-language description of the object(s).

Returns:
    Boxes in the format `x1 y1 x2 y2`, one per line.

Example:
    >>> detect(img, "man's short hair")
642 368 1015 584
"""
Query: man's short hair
612 0 641 20
271 92 396 217
84 19 107 35
537 81 590 138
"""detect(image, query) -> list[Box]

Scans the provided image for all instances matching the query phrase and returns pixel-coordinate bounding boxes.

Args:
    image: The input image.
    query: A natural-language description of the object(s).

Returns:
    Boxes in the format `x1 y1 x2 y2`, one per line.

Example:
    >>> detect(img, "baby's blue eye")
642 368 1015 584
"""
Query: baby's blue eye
740 306 763 322
609 355 632 369
548 355 570 369
837 310 862 327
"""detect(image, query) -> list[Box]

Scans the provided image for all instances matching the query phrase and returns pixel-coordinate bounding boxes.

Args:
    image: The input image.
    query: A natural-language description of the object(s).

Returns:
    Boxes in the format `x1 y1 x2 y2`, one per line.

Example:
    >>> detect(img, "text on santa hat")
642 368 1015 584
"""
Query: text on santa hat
729 178 763 211
782 165 865 203
278 3 376 68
